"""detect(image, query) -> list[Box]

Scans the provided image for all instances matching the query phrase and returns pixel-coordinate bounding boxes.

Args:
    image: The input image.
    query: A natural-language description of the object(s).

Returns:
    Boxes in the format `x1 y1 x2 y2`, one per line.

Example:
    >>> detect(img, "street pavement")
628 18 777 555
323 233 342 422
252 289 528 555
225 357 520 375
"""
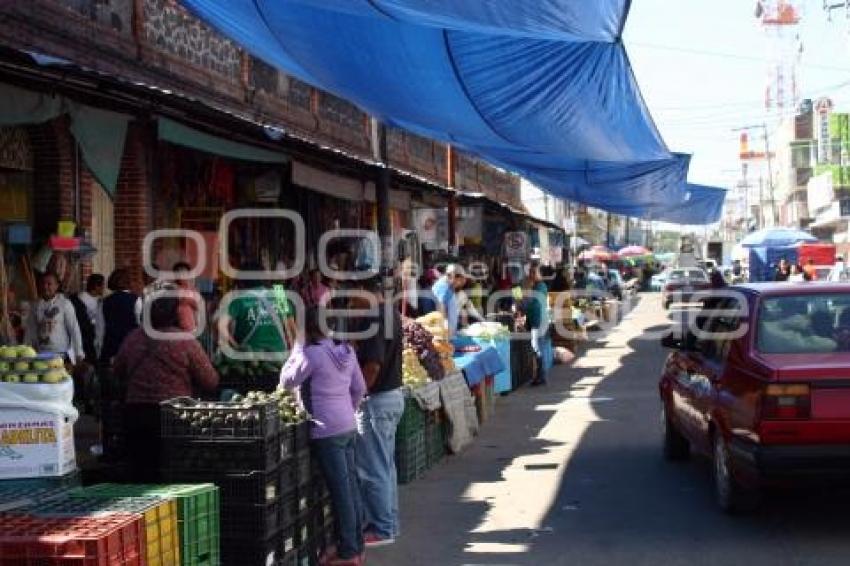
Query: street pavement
368 293 850 566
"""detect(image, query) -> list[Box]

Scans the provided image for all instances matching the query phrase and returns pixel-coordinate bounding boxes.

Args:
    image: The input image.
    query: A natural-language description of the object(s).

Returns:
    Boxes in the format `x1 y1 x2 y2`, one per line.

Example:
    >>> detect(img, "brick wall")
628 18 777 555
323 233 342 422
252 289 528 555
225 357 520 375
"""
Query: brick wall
113 122 151 276
27 117 74 239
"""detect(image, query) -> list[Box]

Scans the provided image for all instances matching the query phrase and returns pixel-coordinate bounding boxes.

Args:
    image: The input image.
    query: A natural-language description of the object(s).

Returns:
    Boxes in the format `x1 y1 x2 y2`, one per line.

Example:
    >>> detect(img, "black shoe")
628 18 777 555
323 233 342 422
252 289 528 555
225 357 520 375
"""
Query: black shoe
530 379 547 387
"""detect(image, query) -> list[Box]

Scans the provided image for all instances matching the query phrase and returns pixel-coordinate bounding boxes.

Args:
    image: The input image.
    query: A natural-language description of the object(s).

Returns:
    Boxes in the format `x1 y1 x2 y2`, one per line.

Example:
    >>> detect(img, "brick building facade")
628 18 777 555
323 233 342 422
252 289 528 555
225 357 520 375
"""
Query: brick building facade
0 0 522 280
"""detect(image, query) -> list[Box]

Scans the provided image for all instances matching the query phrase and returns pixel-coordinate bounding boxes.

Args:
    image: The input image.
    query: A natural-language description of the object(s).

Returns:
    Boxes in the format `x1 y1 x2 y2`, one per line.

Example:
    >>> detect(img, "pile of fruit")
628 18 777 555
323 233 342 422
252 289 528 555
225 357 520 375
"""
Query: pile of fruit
415 312 457 374
0 346 68 384
416 311 449 340
402 348 429 388
235 388 310 425
212 351 281 381
461 321 510 340
401 318 444 381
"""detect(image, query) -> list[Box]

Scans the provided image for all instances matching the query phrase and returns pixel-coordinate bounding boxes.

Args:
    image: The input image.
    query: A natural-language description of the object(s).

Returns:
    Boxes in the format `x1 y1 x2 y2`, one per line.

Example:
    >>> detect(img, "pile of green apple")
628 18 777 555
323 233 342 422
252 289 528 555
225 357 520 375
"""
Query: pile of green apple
0 346 68 384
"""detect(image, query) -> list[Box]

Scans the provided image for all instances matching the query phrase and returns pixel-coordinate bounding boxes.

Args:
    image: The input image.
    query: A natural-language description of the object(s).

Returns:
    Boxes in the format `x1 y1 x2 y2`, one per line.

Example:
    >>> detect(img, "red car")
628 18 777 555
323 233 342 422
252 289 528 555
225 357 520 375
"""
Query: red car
662 268 711 309
660 282 850 512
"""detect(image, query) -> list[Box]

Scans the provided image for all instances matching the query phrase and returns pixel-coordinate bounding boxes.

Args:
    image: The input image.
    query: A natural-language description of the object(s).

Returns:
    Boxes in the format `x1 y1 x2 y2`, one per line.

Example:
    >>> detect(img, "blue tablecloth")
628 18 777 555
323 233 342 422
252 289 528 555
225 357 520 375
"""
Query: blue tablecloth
452 346 505 387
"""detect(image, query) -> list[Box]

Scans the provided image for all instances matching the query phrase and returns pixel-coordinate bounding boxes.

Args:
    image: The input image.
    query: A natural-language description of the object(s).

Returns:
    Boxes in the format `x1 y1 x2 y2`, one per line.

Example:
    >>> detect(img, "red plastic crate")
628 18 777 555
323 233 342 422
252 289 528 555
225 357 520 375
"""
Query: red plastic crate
0 513 145 565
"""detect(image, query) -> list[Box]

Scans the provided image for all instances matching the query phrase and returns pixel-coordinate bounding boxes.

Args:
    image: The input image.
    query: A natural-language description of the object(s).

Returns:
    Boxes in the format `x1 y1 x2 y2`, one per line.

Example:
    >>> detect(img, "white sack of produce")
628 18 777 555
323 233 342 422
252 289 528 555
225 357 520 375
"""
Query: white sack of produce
0 378 78 422
460 321 509 340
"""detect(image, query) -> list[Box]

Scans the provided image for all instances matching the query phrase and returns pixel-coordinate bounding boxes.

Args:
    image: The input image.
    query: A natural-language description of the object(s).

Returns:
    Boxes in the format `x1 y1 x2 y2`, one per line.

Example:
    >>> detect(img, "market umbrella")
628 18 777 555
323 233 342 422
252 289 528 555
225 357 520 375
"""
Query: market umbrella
579 245 618 262
740 227 817 248
618 245 650 257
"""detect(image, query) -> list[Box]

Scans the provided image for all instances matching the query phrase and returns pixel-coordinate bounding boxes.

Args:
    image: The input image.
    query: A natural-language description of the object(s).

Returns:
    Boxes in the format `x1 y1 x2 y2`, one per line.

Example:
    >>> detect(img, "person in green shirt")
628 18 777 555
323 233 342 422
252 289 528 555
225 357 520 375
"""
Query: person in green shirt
219 263 297 361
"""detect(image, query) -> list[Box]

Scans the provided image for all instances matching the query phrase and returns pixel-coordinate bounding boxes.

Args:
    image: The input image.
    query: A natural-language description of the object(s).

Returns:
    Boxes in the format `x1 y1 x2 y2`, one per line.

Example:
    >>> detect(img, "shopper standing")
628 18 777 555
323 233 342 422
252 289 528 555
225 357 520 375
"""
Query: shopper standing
100 268 139 364
431 264 467 336
25 271 85 363
353 276 404 547
113 285 219 482
280 306 366 566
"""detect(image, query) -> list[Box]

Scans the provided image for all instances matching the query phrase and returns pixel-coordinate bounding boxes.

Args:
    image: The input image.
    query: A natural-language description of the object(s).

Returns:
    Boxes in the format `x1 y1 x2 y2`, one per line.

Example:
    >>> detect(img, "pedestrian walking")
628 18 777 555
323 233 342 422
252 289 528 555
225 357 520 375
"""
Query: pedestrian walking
25 271 85 363
112 284 219 482
521 264 552 386
352 276 404 547
280 306 367 565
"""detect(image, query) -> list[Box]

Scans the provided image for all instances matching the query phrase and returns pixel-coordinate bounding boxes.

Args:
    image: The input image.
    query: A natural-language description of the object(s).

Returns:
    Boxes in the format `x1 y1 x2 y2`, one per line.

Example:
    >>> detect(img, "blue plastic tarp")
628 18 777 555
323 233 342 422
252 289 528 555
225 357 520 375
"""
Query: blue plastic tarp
180 0 723 223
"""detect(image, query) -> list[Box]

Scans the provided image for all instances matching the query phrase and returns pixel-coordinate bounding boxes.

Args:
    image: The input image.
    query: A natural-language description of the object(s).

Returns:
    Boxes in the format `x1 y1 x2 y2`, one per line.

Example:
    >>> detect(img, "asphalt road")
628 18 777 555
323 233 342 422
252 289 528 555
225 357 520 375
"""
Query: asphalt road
368 293 850 566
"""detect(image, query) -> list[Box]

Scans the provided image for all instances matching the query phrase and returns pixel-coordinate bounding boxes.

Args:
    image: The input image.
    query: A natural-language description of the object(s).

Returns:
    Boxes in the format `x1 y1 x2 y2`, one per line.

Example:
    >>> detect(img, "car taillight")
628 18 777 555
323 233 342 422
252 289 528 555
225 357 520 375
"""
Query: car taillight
761 384 811 420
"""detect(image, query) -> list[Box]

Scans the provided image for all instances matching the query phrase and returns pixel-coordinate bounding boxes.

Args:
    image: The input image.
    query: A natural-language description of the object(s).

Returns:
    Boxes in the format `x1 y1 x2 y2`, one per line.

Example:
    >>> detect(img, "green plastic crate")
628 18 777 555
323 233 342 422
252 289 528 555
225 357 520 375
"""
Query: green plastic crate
395 428 427 484
425 413 447 468
396 396 426 440
69 483 220 566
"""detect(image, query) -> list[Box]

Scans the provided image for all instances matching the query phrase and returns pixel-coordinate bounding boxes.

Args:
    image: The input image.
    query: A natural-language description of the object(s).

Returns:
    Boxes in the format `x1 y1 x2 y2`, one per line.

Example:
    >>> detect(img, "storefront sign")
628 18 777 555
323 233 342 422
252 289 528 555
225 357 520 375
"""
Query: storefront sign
504 231 528 259
808 171 834 216
414 208 440 243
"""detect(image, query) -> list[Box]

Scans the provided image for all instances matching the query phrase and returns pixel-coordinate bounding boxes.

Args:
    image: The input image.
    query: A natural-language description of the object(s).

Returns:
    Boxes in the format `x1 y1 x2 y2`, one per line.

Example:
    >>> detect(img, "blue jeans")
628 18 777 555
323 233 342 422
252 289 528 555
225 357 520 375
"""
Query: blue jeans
312 431 364 559
531 327 549 383
356 388 405 539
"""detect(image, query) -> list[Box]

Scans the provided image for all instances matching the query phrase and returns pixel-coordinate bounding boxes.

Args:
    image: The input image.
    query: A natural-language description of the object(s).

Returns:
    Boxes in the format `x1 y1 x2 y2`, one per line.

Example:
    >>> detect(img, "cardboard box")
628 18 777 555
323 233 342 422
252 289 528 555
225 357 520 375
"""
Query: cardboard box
0 408 76 479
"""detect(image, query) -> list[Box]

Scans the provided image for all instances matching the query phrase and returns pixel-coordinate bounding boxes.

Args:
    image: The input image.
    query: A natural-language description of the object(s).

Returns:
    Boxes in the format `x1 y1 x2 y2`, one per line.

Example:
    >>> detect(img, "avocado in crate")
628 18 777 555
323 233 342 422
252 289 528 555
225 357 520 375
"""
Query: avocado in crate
70 483 220 566
160 395 280 440
161 434 282 474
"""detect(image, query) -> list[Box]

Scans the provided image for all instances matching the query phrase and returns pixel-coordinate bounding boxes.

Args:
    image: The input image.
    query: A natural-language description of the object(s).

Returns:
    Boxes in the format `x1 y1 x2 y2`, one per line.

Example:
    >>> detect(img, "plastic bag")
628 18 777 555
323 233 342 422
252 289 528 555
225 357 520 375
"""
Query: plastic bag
0 380 78 421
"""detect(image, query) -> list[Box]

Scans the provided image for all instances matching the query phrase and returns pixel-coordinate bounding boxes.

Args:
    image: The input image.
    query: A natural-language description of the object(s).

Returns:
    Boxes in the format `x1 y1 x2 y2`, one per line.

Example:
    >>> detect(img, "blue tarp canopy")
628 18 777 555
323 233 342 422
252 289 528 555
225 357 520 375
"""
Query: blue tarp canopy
180 0 724 224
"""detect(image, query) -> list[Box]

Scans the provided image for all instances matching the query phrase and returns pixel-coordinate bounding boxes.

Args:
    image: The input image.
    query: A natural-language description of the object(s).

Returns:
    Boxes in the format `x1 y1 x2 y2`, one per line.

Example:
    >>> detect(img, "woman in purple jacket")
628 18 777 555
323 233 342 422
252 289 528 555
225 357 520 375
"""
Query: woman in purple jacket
280 306 367 565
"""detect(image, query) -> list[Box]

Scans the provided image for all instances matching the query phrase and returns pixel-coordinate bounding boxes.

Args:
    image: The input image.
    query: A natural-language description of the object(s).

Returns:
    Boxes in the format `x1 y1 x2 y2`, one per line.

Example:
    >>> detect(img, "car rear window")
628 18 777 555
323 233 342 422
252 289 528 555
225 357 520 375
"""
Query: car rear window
758 293 850 354
669 269 706 281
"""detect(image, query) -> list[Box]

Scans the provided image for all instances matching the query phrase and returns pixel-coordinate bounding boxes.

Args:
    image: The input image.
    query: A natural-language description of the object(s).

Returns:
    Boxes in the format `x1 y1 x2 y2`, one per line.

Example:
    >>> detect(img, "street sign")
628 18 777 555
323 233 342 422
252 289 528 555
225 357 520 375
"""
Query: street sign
504 231 528 259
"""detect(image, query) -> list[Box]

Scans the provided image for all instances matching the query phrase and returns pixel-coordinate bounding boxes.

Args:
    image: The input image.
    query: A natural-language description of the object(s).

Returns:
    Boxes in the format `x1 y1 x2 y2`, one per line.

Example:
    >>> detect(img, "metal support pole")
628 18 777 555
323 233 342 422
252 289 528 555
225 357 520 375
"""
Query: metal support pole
376 123 393 281
447 145 458 256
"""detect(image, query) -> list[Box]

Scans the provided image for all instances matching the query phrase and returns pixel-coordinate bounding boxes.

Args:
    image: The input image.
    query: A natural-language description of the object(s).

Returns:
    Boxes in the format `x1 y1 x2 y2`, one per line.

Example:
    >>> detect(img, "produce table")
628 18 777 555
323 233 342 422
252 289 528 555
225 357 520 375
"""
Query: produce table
451 341 505 388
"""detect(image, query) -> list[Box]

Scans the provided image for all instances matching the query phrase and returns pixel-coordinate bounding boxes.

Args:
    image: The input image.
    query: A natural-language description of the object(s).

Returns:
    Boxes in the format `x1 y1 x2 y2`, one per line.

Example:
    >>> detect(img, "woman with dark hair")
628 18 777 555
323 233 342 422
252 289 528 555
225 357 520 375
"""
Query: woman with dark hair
280 306 367 565
112 283 219 481
100 268 139 364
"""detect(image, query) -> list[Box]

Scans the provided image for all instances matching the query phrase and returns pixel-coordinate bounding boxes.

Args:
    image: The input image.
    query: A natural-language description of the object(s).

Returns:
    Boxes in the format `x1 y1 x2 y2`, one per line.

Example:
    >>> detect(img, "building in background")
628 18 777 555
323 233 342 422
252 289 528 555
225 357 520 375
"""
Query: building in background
807 98 850 250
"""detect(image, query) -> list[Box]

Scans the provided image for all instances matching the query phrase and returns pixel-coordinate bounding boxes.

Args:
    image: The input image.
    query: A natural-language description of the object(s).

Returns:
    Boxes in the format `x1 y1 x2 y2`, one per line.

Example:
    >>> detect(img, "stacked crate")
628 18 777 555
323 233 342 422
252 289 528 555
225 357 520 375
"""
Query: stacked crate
395 396 428 484
71 483 220 566
12 495 180 566
158 399 287 566
0 513 145 565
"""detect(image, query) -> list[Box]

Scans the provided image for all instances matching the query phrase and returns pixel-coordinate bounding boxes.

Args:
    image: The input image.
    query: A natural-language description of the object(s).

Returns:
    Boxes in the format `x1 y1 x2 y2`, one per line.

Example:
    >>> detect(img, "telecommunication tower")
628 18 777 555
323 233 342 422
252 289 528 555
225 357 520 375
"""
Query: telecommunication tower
756 1 803 116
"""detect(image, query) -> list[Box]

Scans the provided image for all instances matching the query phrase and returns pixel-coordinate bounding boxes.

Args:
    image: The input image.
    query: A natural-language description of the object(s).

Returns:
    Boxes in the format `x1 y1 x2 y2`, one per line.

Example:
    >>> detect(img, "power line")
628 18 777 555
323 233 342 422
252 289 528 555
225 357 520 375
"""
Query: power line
629 41 850 72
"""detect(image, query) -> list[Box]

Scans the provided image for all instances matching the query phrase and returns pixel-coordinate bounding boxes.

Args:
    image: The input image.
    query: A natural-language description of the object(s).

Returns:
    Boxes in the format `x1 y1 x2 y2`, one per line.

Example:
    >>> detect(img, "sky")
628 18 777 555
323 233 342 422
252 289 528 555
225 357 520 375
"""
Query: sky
625 0 850 190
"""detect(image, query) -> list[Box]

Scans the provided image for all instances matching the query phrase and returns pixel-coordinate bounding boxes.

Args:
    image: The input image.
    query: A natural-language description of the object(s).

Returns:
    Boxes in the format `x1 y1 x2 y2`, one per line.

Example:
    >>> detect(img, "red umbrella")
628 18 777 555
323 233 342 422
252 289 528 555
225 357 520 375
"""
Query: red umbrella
618 245 650 257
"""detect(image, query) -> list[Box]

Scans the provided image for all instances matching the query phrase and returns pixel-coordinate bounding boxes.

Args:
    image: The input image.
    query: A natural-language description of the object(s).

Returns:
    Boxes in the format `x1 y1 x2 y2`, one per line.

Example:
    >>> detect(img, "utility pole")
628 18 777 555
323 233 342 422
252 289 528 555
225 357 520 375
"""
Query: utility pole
762 122 779 226
733 123 778 228
375 123 393 286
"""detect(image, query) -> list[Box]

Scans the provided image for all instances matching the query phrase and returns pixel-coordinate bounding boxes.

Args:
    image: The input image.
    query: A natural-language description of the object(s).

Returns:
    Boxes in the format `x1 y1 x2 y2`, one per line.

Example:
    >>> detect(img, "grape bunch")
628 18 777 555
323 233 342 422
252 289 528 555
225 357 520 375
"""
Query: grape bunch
402 317 445 381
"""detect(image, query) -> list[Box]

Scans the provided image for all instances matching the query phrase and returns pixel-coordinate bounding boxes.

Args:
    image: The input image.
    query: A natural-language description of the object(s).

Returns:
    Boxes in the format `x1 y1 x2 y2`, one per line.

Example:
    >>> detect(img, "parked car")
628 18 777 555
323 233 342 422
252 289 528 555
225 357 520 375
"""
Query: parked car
651 269 669 291
660 283 850 512
607 269 625 300
661 268 710 309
